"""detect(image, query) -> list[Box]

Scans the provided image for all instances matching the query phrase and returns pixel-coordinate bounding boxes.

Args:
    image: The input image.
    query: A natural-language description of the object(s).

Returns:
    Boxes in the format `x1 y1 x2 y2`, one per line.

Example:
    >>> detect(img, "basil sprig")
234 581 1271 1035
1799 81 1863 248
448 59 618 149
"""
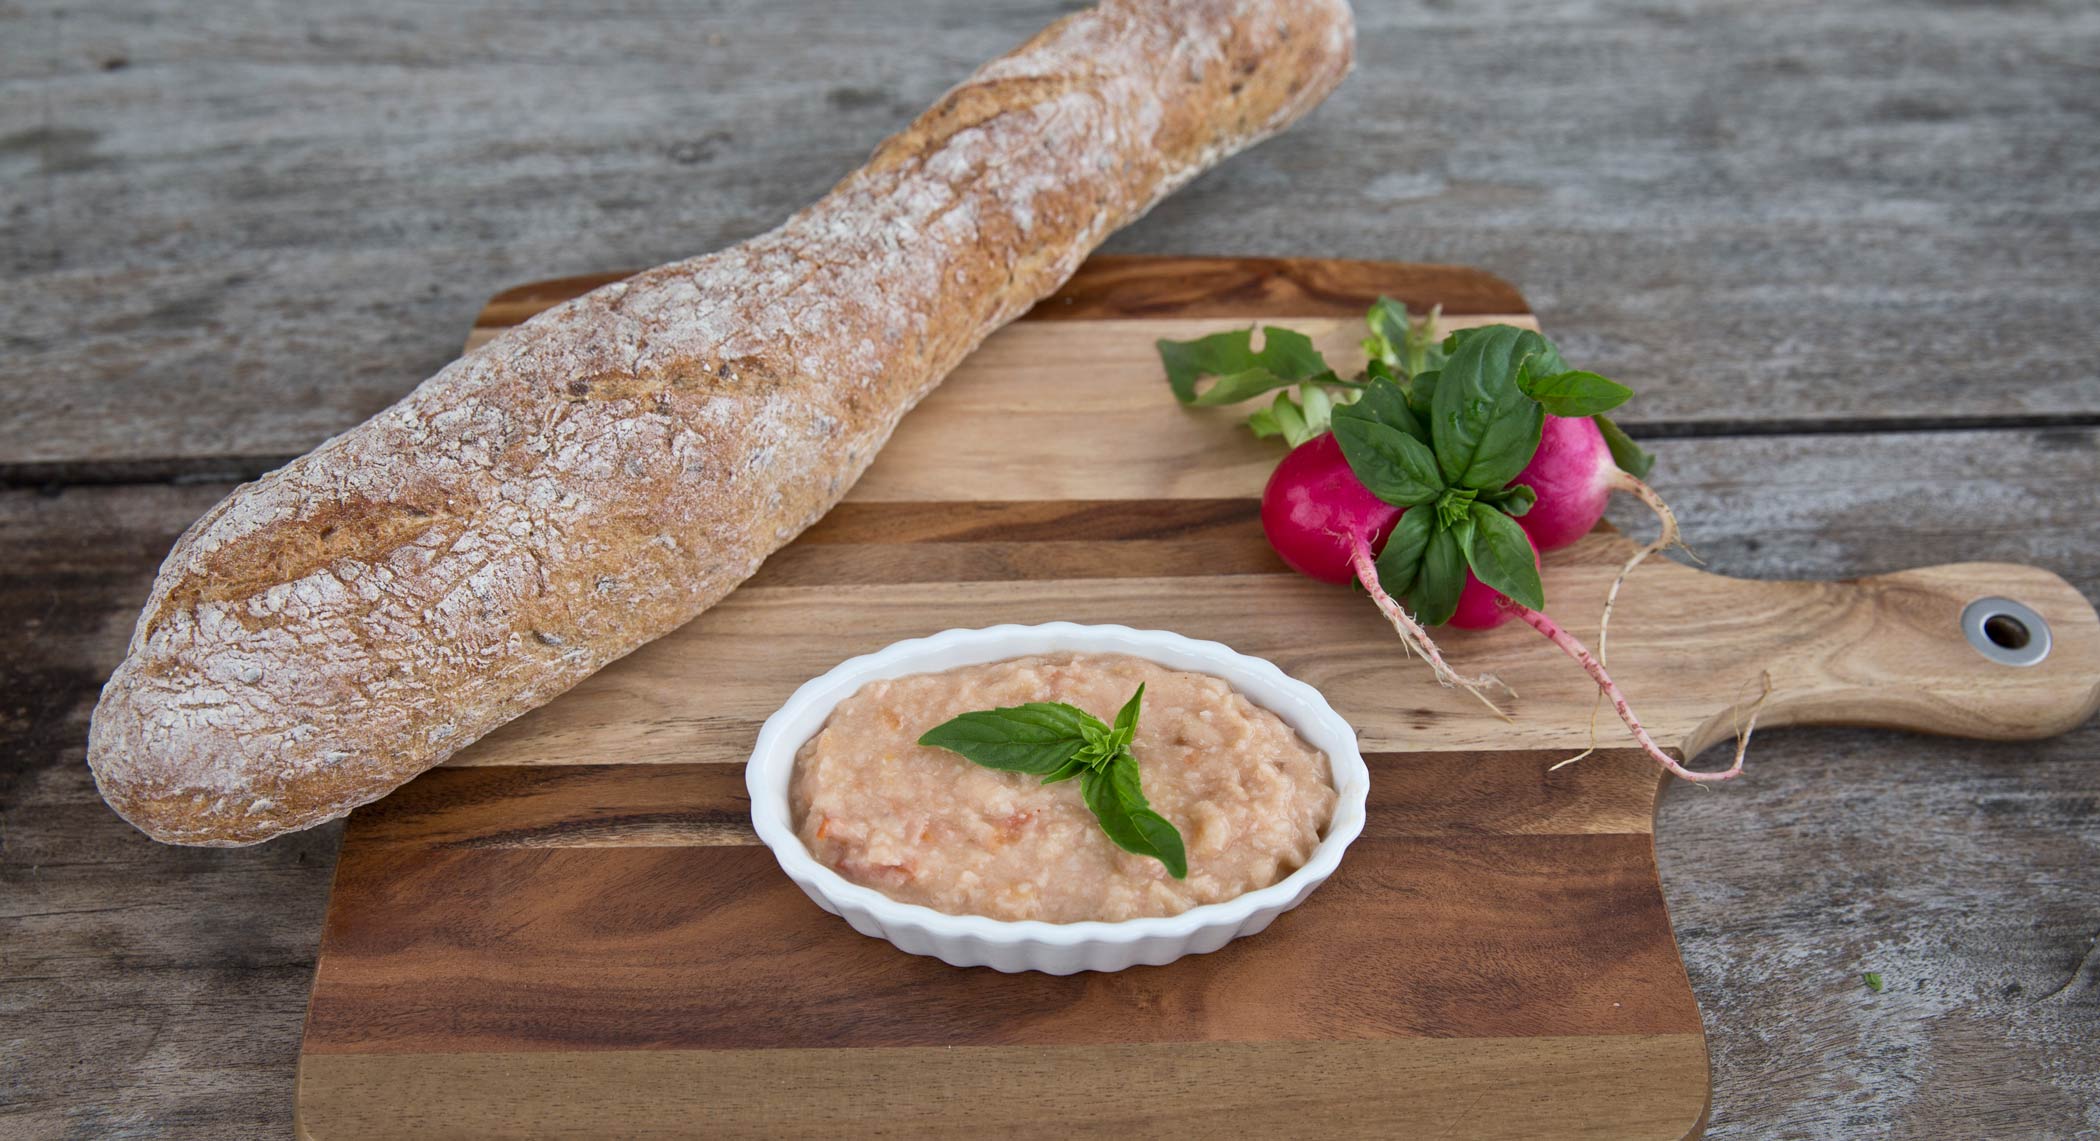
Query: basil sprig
918 684 1187 878
1157 299 1652 630
1158 326 1342 407
1158 324 1362 447
1331 320 1639 626
1344 321 1579 626
1430 325 1549 491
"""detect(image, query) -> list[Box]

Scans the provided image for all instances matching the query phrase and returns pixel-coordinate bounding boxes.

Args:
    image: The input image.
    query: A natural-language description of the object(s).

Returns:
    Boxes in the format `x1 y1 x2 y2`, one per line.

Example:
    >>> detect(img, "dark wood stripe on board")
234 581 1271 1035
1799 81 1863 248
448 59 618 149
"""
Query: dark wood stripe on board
340 754 1664 852
795 499 1263 545
746 502 1656 589
304 835 1695 1055
473 254 1532 333
1024 254 1531 321
751 499 1284 586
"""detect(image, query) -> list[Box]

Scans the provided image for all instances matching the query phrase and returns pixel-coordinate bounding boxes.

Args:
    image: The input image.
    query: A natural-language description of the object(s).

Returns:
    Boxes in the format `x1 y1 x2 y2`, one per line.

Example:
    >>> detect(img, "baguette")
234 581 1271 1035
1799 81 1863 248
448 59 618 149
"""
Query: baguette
87 0 1356 845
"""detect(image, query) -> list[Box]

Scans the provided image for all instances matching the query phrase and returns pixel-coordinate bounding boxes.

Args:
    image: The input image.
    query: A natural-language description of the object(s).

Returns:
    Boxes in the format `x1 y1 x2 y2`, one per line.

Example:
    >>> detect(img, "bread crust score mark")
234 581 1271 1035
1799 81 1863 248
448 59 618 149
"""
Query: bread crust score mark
87 0 1357 845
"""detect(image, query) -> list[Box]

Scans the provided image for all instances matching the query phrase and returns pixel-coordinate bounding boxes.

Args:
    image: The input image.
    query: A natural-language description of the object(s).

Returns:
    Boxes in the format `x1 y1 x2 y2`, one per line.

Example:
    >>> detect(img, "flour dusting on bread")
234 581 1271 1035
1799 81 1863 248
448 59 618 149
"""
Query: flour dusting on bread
88 0 1356 844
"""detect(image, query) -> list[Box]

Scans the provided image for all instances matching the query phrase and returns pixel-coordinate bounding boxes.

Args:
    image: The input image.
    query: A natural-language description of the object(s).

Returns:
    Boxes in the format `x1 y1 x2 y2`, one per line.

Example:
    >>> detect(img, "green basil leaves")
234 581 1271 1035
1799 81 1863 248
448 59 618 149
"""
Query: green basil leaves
1430 325 1548 491
1328 321 1638 628
1331 415 1442 506
1525 370 1634 418
1465 501 1547 611
1158 326 1336 405
1158 299 1652 633
1595 412 1655 479
918 684 1187 878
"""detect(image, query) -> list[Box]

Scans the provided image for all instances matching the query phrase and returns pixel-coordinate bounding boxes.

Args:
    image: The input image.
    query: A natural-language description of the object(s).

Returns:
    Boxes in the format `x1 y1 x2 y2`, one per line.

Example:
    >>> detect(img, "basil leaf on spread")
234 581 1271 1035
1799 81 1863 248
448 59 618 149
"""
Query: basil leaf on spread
919 683 1187 877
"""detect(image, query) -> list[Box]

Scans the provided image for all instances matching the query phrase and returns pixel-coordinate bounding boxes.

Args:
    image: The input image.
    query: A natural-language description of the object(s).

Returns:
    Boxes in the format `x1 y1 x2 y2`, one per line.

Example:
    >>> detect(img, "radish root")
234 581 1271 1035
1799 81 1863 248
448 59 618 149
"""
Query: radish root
1732 671 1774 761
1596 469 1688 666
1557 470 1691 771
1511 603 1750 782
1347 532 1514 722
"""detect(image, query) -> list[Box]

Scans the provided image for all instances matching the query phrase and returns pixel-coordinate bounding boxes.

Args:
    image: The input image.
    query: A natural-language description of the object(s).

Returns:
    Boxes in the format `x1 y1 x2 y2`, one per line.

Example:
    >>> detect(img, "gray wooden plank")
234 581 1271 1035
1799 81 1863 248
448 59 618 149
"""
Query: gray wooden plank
1661 724 2100 1139
1635 429 2100 1138
2 428 2096 1137
0 480 341 1140
5 0 2099 468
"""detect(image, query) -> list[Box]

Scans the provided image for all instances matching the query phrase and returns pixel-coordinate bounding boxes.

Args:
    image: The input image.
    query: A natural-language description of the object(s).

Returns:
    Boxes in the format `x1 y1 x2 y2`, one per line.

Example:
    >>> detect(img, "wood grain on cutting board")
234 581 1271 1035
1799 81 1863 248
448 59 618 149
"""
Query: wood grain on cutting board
296 257 2100 1140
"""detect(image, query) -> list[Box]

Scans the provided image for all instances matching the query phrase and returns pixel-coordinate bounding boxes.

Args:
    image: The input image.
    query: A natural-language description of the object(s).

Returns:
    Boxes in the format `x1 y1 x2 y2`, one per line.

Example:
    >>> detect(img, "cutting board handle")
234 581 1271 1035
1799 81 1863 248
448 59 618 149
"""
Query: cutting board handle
1682 562 2100 759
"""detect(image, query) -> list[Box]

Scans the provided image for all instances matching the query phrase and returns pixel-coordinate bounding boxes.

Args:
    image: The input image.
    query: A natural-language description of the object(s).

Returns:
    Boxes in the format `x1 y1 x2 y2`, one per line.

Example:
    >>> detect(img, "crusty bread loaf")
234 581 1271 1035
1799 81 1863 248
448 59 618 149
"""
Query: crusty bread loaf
86 0 1355 845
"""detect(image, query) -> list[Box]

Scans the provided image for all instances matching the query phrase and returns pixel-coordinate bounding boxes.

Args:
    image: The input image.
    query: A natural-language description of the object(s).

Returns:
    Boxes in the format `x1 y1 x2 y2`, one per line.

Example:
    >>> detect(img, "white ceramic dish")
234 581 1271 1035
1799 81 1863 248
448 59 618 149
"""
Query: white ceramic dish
745 622 1370 974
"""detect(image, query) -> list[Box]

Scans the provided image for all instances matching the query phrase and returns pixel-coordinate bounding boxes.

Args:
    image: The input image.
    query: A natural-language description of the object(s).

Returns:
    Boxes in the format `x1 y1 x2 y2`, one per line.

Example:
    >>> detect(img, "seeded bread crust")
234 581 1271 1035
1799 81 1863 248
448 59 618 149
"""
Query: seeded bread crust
86 0 1356 845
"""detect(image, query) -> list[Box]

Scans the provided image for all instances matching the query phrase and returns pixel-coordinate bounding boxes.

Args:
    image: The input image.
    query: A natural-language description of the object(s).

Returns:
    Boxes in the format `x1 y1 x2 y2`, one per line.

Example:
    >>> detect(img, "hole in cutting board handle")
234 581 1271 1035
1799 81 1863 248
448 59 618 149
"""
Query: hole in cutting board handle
1962 596 2052 667
1984 614 2029 650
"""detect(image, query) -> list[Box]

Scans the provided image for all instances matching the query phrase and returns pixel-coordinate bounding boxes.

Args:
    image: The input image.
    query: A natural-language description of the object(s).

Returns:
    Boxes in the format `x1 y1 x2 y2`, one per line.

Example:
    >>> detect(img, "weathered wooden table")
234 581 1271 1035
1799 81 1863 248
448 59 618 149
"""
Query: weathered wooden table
5 1 2096 1137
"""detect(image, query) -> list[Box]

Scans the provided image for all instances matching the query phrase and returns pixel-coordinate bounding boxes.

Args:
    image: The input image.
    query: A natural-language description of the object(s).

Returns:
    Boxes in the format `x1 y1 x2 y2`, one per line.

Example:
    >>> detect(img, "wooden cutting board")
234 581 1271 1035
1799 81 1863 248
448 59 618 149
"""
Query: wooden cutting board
294 256 2100 1140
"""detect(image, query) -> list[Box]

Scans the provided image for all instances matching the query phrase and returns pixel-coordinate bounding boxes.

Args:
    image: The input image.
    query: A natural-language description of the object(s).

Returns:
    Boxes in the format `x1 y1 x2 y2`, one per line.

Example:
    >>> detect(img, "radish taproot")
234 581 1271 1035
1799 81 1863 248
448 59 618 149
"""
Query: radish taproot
1162 302 1750 783
1263 426 1747 783
1509 411 1686 664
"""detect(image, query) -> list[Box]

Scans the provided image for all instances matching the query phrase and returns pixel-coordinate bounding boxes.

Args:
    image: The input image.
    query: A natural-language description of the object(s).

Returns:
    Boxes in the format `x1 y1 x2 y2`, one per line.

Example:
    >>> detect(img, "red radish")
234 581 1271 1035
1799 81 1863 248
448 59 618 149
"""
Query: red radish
1511 415 1619 550
1260 433 1399 584
1159 308 1746 783
1263 435 1509 715
1448 570 1519 630
1512 414 1678 557
1263 432 1751 782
